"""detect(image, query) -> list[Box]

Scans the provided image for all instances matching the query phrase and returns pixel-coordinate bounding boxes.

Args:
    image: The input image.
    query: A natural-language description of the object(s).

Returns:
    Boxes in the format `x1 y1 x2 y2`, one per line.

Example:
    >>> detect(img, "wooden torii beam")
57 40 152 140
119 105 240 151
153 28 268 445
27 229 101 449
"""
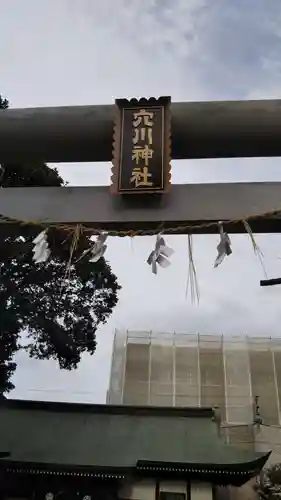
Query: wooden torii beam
1 99 281 163
0 183 280 235
0 98 281 234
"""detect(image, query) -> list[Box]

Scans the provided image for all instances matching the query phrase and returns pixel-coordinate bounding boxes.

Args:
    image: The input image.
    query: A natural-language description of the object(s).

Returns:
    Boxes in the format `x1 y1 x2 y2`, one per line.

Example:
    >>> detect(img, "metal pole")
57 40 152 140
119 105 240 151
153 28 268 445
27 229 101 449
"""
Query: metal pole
260 278 281 287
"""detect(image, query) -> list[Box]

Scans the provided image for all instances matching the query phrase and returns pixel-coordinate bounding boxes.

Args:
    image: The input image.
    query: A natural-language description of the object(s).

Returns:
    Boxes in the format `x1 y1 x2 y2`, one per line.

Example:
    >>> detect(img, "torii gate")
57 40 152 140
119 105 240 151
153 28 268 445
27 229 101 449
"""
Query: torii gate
1 97 281 236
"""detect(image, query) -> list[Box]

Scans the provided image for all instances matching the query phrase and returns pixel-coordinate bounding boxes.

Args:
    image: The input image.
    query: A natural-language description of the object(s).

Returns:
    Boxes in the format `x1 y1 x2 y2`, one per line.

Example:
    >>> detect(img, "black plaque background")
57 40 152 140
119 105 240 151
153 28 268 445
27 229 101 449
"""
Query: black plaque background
118 106 164 192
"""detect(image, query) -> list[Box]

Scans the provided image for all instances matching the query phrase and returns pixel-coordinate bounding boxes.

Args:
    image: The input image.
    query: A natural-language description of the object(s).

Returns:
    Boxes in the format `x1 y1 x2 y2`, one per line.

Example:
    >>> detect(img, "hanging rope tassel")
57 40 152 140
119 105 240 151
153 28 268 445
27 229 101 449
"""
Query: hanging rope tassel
186 234 200 303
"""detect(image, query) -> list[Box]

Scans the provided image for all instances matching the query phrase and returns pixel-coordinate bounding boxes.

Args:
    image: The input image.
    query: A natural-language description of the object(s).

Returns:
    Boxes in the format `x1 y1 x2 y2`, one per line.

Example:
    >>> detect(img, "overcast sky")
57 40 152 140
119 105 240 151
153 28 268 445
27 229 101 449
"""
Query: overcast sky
2 0 281 403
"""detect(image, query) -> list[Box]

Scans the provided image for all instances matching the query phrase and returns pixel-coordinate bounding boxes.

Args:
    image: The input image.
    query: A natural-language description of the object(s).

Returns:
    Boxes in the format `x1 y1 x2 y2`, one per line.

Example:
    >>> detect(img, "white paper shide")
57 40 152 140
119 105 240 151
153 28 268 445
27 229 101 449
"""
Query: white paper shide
32 229 51 263
147 233 174 274
214 222 232 268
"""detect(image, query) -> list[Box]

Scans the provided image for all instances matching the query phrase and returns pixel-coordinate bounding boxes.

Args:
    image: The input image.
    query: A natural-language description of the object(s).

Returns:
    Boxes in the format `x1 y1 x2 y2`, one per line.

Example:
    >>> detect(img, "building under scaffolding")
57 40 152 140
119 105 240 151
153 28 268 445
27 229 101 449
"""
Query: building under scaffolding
107 331 281 458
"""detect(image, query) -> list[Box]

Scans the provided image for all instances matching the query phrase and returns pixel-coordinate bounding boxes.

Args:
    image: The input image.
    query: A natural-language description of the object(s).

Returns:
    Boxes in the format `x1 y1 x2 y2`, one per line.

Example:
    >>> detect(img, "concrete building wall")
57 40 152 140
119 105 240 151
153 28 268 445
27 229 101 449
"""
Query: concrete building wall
108 331 281 422
108 330 281 455
108 331 281 500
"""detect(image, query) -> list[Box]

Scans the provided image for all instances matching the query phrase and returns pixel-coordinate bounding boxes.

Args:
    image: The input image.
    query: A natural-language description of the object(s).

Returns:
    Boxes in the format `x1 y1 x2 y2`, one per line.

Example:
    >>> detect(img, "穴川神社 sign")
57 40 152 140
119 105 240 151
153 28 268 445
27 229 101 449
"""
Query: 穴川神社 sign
111 97 171 194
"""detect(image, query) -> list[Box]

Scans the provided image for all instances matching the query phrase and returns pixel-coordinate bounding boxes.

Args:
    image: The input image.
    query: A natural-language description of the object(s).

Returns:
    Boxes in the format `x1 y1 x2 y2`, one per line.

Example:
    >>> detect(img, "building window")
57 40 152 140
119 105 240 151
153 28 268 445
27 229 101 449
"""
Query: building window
159 493 186 500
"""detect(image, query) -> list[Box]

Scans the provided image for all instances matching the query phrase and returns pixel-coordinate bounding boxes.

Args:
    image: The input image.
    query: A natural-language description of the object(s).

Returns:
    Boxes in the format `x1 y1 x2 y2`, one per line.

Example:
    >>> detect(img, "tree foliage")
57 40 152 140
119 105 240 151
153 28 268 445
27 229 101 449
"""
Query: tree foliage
255 464 281 500
0 95 120 393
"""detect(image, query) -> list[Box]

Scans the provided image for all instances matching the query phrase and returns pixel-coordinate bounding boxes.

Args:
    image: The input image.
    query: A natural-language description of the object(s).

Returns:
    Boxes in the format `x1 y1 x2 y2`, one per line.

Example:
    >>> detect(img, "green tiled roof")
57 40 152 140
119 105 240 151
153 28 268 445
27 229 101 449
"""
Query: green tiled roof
0 400 268 473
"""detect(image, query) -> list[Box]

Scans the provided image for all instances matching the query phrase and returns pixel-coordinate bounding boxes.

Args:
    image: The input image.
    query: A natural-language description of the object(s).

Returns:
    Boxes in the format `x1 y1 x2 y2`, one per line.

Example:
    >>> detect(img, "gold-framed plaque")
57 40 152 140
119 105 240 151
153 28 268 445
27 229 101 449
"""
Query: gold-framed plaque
111 97 171 194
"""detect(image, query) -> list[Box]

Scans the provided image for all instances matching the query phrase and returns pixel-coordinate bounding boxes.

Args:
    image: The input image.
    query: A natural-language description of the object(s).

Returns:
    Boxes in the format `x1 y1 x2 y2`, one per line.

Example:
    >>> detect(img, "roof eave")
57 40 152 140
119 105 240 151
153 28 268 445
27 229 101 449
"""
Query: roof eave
0 460 128 480
137 452 271 484
0 452 271 486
